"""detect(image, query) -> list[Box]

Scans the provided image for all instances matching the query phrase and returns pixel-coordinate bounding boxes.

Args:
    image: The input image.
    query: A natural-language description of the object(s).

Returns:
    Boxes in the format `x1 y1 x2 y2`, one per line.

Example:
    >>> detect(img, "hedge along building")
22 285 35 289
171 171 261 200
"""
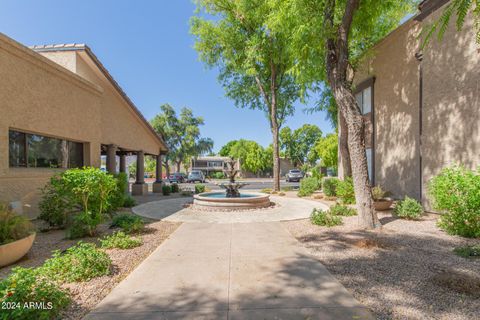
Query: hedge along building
0 33 168 218
339 0 480 209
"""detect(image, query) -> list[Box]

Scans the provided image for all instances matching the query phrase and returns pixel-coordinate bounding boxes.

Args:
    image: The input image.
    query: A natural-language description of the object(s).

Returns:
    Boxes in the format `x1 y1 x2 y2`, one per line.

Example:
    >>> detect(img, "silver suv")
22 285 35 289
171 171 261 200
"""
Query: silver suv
187 170 205 183
285 169 304 182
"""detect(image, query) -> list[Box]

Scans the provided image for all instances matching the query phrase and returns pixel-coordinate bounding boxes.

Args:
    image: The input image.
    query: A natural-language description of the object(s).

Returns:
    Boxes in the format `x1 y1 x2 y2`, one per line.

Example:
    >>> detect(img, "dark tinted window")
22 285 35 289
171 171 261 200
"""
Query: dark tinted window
28 134 62 168
68 141 84 168
9 131 26 167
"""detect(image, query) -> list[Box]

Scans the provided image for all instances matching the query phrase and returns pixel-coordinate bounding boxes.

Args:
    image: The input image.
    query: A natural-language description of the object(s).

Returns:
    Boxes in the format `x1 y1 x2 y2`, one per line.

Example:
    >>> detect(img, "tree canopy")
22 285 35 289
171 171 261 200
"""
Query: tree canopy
280 124 322 167
315 133 338 169
219 139 271 174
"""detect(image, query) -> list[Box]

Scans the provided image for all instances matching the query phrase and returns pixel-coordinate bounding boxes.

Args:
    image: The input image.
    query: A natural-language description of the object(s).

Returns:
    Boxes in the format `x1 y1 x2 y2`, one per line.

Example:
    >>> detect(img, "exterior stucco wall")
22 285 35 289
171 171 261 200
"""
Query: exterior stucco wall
355 20 422 200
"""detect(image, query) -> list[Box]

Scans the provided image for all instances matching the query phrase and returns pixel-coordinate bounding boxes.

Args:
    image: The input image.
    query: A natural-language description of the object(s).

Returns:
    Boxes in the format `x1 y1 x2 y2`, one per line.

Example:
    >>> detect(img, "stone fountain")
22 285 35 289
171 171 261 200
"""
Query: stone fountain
217 158 248 197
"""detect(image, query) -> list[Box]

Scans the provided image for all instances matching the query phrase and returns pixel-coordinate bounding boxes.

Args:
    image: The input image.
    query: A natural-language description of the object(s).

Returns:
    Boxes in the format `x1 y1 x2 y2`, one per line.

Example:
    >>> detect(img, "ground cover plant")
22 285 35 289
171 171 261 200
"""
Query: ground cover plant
0 203 34 245
195 184 206 194
322 178 338 197
453 244 480 258
162 185 171 195
336 177 355 204
111 213 144 234
429 166 480 238
297 177 321 197
40 242 111 283
329 204 357 217
394 197 423 220
310 208 343 227
100 231 142 249
170 183 179 193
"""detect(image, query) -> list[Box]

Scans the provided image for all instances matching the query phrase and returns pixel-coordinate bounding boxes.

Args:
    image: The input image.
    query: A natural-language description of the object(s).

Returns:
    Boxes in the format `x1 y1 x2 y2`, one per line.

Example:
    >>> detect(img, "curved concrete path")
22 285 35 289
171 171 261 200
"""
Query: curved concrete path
133 195 328 223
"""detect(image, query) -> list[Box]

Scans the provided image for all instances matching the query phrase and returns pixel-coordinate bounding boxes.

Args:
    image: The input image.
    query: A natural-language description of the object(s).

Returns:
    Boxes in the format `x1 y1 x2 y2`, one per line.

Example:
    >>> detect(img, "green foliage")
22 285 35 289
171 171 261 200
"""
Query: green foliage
297 177 321 197
0 267 70 320
162 185 171 196
322 178 339 197
111 213 145 234
219 140 238 157
329 204 357 217
195 184 206 194
224 139 271 174
123 196 137 208
261 188 272 194
213 171 225 179
100 231 142 249
110 172 130 211
372 185 389 201
429 166 480 238
40 242 111 283
310 208 343 227
394 197 423 220
39 180 69 228
336 177 355 204
171 183 180 193
0 204 34 245
280 124 323 166
454 244 480 258
315 133 338 169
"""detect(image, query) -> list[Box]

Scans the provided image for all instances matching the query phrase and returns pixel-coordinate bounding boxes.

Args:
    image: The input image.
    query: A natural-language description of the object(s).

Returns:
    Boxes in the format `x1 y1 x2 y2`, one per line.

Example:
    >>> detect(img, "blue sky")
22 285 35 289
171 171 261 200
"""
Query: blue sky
0 0 333 152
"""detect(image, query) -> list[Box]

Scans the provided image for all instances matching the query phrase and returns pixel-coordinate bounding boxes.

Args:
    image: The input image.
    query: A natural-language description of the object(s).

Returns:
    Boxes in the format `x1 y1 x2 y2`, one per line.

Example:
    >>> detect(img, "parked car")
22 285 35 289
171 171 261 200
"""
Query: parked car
187 170 205 183
169 172 186 183
285 169 304 182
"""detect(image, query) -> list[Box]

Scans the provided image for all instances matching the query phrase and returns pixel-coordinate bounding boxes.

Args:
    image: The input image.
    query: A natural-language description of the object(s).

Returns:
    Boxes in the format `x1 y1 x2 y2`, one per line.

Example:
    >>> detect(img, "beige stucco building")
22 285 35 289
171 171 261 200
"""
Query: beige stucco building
0 33 168 218
342 0 479 208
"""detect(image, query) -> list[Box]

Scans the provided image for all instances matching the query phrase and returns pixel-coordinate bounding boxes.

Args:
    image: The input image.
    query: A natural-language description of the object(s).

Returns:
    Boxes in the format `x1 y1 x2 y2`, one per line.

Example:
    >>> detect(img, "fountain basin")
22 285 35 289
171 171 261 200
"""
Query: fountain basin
193 192 271 211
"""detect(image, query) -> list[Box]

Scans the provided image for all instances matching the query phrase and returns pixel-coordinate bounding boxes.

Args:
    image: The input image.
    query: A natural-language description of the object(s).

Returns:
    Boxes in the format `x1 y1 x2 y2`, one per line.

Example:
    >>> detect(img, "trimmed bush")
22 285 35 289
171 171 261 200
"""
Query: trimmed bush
111 213 144 234
0 267 70 320
38 179 70 228
322 178 339 197
162 185 171 195
336 177 355 204
394 197 423 220
454 245 480 258
123 196 137 208
40 242 111 283
429 166 480 238
195 184 206 194
100 231 142 249
310 208 343 227
171 183 179 193
213 172 225 179
0 203 34 245
330 204 357 216
297 177 321 197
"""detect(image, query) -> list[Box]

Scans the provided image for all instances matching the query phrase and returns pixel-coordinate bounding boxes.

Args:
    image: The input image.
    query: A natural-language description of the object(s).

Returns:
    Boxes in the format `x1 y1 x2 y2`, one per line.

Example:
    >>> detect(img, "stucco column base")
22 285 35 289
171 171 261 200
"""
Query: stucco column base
131 183 148 196
152 181 164 193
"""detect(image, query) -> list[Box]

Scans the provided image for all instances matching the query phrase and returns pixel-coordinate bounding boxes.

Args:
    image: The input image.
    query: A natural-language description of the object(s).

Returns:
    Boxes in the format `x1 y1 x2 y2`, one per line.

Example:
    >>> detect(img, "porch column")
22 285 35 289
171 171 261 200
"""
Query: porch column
131 150 148 195
106 144 117 174
153 153 164 193
119 154 126 173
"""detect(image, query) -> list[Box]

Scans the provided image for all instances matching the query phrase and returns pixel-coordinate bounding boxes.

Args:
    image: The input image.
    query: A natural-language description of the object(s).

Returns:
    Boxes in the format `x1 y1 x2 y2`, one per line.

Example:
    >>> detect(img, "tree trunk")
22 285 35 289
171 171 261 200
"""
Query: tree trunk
164 158 170 177
339 112 352 177
334 85 380 229
271 123 281 191
176 161 181 173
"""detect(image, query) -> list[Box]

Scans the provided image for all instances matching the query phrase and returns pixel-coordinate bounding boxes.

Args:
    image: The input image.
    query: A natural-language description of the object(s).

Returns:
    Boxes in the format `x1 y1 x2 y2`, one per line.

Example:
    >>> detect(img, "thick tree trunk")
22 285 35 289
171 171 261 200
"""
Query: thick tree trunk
334 86 380 229
164 159 170 177
339 112 352 177
271 123 281 191
176 161 181 173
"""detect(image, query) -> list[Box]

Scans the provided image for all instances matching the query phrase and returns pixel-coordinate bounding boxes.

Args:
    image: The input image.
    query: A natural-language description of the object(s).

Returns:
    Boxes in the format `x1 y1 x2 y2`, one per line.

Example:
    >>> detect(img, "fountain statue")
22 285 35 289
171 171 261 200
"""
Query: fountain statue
217 158 248 197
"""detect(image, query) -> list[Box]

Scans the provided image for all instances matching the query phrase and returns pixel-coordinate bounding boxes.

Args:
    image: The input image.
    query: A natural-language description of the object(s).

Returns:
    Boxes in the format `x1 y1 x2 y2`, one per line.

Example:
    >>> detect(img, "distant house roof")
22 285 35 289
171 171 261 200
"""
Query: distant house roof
30 43 168 153
193 156 232 161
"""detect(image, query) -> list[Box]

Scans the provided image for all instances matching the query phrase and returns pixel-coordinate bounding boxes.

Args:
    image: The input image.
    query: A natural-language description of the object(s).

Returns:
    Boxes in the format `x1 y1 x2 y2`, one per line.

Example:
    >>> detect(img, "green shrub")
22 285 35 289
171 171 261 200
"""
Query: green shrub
162 185 171 195
0 267 70 320
372 185 389 201
40 242 111 282
110 172 129 211
394 196 423 220
123 195 137 208
171 183 179 193
297 177 321 197
322 178 339 197
454 245 480 258
261 188 272 194
329 204 357 216
429 166 480 238
100 231 142 249
310 208 343 227
213 172 225 179
38 179 70 228
336 177 355 204
0 204 35 245
195 184 206 194
111 213 144 234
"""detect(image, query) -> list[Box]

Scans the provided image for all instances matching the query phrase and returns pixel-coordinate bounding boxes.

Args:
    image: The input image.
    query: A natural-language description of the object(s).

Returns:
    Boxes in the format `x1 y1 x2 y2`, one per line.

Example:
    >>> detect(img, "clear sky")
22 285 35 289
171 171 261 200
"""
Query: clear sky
0 0 334 152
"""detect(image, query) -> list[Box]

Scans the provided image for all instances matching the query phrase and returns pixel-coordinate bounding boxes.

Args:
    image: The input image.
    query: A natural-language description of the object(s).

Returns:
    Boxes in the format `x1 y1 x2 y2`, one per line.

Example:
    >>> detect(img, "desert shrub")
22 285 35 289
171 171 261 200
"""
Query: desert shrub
162 185 171 195
297 177 321 197
428 166 480 238
100 231 142 249
261 188 272 194
195 184 206 194
109 173 130 211
330 204 357 216
171 183 179 193
310 208 343 227
336 177 355 204
111 213 144 234
372 185 388 201
38 179 70 228
394 196 423 219
322 178 339 197
0 267 70 320
123 195 137 208
0 204 35 245
40 242 111 283
454 244 480 258
310 166 324 180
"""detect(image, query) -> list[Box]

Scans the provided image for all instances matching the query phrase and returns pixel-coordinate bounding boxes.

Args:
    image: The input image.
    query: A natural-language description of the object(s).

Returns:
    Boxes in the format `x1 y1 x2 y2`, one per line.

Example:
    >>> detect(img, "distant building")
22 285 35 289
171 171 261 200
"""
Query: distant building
190 156 240 176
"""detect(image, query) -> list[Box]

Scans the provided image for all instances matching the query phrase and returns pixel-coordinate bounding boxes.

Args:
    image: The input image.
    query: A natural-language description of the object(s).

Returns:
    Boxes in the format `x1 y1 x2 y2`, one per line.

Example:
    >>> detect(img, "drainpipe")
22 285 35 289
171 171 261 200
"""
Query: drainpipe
415 52 423 204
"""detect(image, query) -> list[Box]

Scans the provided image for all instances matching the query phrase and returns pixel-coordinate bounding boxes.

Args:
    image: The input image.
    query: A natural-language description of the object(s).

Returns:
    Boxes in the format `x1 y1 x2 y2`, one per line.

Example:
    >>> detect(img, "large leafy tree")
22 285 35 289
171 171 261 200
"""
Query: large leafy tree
280 124 322 167
191 0 302 191
315 133 338 169
218 140 238 157
150 104 213 174
220 139 271 175
269 0 416 228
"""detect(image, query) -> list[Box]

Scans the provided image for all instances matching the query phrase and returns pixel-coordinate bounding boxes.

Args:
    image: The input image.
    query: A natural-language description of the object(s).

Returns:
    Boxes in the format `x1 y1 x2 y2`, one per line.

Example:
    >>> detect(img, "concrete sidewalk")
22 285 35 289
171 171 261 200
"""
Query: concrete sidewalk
85 223 373 320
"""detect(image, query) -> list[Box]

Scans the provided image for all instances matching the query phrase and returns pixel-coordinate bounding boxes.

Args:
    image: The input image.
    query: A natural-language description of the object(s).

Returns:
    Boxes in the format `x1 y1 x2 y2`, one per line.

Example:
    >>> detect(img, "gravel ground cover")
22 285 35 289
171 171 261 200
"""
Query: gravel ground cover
0 214 180 320
283 207 480 320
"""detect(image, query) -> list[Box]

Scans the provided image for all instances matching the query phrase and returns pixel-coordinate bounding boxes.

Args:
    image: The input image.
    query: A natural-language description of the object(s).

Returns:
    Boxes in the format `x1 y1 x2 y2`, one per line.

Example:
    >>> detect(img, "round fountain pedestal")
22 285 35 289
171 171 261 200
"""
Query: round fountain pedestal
193 192 271 211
